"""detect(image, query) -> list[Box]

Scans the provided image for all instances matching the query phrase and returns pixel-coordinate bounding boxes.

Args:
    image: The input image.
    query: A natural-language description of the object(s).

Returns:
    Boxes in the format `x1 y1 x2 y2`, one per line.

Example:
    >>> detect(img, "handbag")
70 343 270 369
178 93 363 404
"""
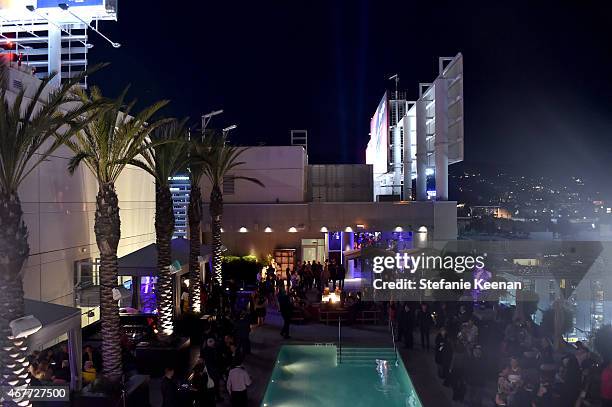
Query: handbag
204 367 215 389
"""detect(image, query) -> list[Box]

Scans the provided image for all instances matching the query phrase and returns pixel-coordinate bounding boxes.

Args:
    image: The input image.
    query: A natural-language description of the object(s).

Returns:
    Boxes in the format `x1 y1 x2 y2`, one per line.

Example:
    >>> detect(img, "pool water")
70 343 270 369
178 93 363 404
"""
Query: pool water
262 345 422 407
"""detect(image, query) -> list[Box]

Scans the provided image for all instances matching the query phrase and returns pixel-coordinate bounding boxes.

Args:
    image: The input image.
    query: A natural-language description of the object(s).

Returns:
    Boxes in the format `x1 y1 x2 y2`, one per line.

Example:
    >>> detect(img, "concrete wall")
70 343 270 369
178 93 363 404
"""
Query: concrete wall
201 200 458 257
200 145 307 204
308 164 373 202
9 67 156 308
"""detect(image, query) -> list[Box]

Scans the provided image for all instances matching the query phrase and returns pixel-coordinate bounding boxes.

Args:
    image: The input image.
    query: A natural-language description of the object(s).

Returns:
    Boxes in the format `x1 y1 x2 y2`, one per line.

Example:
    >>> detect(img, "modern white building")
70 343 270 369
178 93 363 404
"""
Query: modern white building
366 53 464 202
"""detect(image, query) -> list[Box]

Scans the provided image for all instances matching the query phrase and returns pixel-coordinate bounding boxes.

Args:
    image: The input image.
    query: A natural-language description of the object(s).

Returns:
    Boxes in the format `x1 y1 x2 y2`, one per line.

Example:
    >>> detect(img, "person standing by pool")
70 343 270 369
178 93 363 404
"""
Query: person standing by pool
254 291 267 327
417 303 433 350
227 360 252 407
278 286 293 339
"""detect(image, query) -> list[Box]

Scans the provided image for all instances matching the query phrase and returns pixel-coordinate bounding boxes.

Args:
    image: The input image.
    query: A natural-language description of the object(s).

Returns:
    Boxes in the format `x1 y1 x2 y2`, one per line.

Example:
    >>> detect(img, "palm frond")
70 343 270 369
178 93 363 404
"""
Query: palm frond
0 68 102 194
64 87 170 185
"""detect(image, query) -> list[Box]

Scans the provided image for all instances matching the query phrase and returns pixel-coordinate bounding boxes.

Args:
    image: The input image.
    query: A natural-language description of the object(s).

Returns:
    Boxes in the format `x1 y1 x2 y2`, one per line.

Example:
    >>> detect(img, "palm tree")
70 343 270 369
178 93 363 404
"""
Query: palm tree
197 133 263 288
0 68 101 403
128 120 189 335
64 87 167 382
187 140 205 313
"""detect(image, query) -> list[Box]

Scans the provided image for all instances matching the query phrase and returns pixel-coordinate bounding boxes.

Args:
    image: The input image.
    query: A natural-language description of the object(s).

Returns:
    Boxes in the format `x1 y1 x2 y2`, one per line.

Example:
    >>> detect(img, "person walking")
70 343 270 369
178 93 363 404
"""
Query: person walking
278 287 293 339
254 291 267 327
161 367 179 407
402 303 415 349
226 360 252 407
235 311 251 355
417 303 433 350
601 359 612 407
189 358 215 407
434 326 453 381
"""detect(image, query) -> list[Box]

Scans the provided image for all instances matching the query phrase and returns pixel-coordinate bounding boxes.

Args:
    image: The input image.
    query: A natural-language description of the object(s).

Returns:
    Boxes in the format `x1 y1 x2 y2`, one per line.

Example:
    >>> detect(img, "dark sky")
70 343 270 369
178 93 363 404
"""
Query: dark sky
89 1 612 182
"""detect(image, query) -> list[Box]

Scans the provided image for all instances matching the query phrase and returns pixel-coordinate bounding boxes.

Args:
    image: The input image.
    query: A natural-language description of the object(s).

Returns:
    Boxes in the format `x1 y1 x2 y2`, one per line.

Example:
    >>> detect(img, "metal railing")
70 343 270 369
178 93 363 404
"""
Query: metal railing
337 317 342 364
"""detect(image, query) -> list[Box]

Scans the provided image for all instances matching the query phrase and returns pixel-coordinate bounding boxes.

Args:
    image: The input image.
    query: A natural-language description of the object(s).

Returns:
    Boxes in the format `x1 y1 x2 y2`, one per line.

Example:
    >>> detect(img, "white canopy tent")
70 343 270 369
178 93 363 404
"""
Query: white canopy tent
24 299 82 390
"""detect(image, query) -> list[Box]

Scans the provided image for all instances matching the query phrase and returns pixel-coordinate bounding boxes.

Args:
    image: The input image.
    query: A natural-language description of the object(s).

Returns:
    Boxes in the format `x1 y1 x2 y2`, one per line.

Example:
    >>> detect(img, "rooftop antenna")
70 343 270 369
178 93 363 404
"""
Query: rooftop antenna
388 74 400 125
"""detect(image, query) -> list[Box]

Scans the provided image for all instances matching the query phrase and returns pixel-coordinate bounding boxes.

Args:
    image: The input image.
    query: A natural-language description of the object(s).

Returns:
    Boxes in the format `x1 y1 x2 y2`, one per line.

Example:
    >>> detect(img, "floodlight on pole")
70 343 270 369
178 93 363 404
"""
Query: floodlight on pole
223 124 237 133
222 124 237 143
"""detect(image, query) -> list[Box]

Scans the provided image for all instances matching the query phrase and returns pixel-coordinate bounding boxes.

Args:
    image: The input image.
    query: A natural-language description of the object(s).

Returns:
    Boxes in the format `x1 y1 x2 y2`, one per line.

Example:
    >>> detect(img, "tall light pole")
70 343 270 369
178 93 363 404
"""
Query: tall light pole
201 109 224 141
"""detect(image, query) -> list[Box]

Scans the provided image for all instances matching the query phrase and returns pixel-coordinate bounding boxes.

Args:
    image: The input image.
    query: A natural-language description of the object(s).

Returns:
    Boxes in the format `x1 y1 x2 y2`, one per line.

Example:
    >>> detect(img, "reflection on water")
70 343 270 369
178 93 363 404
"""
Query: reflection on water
263 346 422 407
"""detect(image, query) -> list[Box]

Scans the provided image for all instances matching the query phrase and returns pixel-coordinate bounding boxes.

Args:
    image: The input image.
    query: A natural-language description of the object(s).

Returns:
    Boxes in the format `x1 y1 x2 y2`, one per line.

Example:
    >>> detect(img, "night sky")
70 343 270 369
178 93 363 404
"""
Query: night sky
89 1 612 183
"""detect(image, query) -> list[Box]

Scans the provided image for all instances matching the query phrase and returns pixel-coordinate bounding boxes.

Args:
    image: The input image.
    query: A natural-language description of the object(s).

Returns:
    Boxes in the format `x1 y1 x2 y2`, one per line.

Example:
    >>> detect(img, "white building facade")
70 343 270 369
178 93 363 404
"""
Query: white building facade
8 66 156 330
366 53 464 202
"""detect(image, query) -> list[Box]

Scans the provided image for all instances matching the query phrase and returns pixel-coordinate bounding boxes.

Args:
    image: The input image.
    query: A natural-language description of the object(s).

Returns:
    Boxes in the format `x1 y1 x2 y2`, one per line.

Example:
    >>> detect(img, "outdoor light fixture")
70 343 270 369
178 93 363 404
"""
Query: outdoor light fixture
320 226 328 233
239 226 248 233
418 226 428 233
220 228 225 233
264 226 273 233
344 226 353 232
202 109 223 120
356 224 365 229
223 124 238 132
288 227 298 233
394 226 403 232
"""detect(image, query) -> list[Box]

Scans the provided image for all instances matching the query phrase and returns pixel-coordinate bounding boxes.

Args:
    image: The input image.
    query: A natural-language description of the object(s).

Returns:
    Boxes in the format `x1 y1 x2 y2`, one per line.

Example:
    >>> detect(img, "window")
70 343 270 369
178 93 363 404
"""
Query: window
223 176 235 194
74 258 101 327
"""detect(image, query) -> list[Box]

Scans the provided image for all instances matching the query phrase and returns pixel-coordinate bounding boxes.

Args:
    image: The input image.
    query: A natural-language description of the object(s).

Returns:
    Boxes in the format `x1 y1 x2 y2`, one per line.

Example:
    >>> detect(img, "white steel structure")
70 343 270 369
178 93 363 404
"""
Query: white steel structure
366 53 464 202
0 0 118 87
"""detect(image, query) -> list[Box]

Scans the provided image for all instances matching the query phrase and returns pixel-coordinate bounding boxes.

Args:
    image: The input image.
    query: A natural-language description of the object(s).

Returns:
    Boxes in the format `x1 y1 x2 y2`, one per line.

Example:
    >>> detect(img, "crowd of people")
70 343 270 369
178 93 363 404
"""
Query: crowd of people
26 257 612 407
27 344 72 387
388 300 612 406
257 259 346 295
159 311 254 407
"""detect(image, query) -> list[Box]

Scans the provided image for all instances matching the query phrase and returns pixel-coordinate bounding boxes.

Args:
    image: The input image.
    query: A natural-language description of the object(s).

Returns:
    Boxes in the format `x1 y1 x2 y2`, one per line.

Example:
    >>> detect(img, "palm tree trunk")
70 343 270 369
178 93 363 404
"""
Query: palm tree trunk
95 183 123 383
188 183 202 313
210 185 223 286
155 184 175 336
0 191 31 406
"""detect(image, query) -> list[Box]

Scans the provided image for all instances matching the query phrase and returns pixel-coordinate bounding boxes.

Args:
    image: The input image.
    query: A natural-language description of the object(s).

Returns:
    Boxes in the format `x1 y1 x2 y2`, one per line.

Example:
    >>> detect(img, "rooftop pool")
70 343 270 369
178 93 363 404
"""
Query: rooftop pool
262 345 422 407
